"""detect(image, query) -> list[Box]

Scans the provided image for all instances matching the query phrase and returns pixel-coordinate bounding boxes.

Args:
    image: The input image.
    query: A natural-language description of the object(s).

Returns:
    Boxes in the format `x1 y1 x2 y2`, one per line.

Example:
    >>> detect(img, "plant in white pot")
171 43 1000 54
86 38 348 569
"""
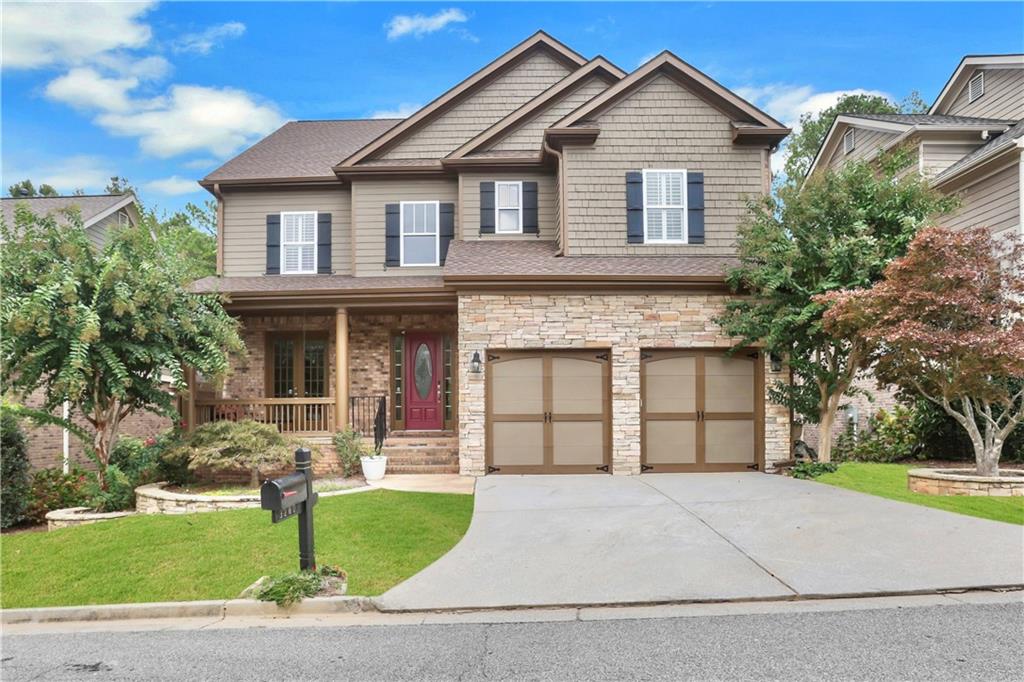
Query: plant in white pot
360 448 387 481
333 426 386 481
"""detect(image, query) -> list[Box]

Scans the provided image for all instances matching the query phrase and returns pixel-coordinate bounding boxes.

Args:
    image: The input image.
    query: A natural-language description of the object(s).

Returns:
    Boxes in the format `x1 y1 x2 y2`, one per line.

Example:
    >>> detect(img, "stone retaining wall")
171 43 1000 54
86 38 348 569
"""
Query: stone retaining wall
908 468 1024 497
135 482 260 514
45 507 135 531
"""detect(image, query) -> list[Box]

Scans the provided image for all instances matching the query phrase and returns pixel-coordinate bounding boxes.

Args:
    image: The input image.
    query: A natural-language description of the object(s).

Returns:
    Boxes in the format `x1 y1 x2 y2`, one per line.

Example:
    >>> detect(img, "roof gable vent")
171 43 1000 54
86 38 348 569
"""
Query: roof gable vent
843 128 856 155
968 72 984 103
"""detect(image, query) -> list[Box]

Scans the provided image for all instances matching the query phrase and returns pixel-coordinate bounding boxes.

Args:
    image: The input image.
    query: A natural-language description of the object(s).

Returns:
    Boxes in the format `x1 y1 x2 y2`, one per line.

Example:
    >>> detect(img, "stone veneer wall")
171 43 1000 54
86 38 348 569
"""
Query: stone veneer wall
457 293 792 476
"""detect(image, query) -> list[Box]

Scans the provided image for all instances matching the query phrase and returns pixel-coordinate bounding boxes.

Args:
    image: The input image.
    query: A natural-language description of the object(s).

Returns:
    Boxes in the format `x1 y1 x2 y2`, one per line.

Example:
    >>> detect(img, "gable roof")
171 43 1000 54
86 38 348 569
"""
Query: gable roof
2 193 137 228
929 54 1024 115
850 113 1016 127
202 119 399 187
335 31 588 169
932 119 1024 187
446 56 626 159
548 51 788 138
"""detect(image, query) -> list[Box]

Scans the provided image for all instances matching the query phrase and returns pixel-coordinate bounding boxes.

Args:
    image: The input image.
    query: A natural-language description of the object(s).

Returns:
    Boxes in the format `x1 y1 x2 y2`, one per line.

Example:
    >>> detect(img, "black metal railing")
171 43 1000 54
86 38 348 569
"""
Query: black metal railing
349 395 383 436
372 396 387 454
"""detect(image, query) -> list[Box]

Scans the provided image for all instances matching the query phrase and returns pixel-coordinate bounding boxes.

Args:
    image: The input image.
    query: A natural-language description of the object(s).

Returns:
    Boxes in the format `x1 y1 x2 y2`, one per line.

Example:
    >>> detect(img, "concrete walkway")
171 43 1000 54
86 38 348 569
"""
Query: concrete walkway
377 473 1024 611
368 474 475 495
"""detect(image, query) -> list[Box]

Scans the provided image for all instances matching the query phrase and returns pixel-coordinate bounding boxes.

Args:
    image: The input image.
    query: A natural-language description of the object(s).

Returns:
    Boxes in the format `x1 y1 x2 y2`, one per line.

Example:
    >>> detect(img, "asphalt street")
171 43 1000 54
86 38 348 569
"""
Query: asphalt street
3 601 1022 681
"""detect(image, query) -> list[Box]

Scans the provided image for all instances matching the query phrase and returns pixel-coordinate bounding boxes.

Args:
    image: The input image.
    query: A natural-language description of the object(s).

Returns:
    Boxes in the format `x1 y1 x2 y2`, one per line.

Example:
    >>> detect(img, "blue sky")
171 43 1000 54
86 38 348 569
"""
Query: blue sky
3 2 1022 215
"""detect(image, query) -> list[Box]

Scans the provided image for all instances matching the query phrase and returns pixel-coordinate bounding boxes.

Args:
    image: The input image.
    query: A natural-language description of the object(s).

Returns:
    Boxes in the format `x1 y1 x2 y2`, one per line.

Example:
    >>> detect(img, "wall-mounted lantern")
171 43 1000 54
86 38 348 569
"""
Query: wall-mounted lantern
470 351 483 374
769 353 784 373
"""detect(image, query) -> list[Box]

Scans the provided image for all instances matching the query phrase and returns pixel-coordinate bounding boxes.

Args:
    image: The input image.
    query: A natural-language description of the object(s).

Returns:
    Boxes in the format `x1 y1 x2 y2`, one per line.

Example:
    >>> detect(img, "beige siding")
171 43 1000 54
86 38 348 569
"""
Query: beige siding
488 77 612 152
946 68 1024 119
920 142 984 177
553 159 563 251
221 186 351 277
458 171 557 240
351 178 458 276
561 74 767 257
826 126 900 170
382 52 571 160
943 162 1020 239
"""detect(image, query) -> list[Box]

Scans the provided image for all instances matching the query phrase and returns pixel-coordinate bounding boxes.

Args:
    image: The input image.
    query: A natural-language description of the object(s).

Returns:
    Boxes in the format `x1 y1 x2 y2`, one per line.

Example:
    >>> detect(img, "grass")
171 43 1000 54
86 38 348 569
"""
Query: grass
816 462 1024 526
173 480 358 497
0 489 473 609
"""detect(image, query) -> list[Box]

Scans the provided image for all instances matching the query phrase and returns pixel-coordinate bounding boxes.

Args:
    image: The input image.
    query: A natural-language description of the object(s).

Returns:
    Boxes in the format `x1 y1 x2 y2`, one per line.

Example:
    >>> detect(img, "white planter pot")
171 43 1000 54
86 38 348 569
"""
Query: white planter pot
360 455 387 481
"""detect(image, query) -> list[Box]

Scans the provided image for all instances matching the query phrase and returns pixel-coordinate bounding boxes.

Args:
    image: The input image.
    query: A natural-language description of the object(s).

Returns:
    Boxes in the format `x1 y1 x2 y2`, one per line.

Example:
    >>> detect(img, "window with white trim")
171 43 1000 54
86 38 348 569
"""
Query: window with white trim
400 201 439 267
281 211 317 274
642 169 687 243
495 181 523 233
843 128 856 154
968 72 984 103
117 210 131 228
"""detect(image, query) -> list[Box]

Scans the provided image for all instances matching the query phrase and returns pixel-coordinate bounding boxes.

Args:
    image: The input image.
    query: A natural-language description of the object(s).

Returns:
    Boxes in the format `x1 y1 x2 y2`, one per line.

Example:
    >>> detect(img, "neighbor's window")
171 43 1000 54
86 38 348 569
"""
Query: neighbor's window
400 201 439 267
642 169 687 243
117 210 131 228
281 211 317 274
843 128 856 155
968 72 984 103
495 181 523 234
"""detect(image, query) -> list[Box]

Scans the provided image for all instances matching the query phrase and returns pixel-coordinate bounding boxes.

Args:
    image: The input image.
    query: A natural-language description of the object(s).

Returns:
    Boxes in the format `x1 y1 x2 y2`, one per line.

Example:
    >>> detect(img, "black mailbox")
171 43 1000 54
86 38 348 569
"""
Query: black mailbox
261 472 308 515
260 448 318 571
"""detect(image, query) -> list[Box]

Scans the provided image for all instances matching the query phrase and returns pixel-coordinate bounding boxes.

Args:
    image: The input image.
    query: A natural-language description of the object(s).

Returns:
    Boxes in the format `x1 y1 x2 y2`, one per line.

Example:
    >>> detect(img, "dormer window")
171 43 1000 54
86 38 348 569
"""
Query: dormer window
843 128 856 155
968 72 984 103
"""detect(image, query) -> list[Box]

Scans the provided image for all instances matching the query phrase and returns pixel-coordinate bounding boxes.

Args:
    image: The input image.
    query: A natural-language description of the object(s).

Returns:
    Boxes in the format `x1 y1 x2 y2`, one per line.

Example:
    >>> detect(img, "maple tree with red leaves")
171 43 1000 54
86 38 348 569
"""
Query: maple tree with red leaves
821 227 1024 476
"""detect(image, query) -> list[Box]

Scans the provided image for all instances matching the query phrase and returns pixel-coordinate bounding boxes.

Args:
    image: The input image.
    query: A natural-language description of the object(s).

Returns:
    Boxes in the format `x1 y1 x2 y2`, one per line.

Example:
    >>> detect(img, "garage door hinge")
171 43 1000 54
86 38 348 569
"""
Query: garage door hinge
747 463 759 471
487 465 501 473
487 354 500 361
595 352 609 361
641 464 654 472
746 351 759 359
641 352 653 360
596 465 609 472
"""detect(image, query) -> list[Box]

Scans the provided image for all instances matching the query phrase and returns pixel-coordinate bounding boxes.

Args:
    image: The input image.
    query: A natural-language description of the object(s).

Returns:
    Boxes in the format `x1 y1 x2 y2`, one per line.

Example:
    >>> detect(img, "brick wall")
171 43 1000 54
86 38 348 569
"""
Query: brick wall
800 375 902 451
457 293 792 476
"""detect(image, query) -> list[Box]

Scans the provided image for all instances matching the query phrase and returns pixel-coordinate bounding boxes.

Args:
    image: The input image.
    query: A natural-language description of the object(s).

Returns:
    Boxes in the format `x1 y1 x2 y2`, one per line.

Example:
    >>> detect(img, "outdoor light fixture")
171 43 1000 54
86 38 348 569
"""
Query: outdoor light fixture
470 351 483 374
769 353 783 373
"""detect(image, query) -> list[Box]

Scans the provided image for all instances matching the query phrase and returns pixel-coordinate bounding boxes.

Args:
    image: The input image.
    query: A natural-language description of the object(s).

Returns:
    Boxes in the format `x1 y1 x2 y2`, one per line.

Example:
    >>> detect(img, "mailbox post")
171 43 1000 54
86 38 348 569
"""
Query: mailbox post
260 447 317 571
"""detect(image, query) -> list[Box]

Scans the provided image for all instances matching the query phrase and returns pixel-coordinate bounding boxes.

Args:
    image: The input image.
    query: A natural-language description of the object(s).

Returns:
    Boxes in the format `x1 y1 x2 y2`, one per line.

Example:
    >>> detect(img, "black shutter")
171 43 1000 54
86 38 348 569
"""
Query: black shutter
317 213 332 274
626 171 644 244
479 181 495 234
522 182 538 234
265 214 280 274
439 203 455 265
687 172 705 245
385 204 400 266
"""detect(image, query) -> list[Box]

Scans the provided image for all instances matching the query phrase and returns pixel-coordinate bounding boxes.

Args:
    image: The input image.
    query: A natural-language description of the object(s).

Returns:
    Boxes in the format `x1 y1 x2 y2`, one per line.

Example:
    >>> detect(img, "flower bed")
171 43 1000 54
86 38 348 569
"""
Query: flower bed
136 480 370 515
907 468 1024 497
45 507 135 531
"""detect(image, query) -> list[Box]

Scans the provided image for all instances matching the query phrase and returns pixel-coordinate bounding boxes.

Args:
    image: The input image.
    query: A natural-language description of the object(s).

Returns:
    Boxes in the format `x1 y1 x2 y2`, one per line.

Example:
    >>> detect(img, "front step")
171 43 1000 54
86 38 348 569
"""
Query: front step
382 432 459 475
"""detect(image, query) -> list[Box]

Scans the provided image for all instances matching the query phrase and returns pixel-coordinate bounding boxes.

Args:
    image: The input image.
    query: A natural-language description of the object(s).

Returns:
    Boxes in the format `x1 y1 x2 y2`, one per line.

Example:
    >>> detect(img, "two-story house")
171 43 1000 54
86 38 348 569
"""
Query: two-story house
191 32 792 477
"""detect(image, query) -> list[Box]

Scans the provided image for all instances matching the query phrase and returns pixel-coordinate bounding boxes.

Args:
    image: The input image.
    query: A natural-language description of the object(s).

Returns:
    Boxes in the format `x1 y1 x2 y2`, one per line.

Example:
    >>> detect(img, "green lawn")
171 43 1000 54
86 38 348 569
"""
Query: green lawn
0 489 473 609
816 462 1024 525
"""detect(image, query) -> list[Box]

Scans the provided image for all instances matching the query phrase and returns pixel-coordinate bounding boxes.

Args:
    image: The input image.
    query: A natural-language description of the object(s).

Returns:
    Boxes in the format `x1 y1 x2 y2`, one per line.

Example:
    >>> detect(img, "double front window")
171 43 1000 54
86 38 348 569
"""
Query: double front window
400 201 439 267
642 169 687 243
495 181 523 233
281 211 317 274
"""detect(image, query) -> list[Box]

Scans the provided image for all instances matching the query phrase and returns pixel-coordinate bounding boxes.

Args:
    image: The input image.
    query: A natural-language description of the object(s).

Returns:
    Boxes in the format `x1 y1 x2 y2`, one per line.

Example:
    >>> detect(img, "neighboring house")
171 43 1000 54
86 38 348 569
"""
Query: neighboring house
192 32 792 476
1 193 169 471
806 54 1024 442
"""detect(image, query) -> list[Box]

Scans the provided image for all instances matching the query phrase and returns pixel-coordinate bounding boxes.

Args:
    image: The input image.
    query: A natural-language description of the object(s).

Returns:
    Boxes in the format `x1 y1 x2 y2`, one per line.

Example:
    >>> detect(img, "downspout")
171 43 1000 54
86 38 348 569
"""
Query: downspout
213 182 225 275
543 139 567 256
62 401 70 474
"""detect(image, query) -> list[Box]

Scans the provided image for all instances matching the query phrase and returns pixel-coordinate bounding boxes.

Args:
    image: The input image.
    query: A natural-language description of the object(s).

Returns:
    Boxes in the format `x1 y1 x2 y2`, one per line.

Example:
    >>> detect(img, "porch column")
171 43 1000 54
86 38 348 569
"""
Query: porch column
335 307 349 430
183 365 197 433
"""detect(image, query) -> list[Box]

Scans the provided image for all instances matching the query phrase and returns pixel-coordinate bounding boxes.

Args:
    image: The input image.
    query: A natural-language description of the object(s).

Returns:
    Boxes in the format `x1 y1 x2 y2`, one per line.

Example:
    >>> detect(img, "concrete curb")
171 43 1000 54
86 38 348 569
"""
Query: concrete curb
1 596 377 625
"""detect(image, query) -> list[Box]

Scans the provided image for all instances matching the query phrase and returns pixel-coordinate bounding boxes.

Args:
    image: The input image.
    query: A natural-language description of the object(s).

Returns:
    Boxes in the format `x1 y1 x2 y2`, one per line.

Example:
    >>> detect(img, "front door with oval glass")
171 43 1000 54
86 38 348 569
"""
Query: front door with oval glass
405 333 443 430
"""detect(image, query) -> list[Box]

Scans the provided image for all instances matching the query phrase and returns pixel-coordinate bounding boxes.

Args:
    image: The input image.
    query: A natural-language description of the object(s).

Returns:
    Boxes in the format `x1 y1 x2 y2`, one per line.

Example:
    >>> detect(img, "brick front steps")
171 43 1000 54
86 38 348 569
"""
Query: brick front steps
382 431 460 475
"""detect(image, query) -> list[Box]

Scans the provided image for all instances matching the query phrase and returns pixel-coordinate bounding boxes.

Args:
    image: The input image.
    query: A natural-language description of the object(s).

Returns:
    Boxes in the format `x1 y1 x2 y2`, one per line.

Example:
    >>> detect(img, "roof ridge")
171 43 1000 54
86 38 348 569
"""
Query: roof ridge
1 193 127 200
293 118 404 123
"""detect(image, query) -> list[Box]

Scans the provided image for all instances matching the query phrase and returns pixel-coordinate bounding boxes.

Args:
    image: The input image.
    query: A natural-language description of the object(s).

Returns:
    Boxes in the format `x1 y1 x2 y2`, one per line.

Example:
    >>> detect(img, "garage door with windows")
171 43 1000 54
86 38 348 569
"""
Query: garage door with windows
486 350 611 474
641 349 763 472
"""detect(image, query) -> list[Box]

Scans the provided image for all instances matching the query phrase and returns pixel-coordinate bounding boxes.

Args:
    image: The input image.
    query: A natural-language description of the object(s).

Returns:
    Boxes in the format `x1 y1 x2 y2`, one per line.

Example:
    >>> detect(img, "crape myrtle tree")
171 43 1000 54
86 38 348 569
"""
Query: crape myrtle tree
0 204 242 489
821 227 1024 476
717 152 955 462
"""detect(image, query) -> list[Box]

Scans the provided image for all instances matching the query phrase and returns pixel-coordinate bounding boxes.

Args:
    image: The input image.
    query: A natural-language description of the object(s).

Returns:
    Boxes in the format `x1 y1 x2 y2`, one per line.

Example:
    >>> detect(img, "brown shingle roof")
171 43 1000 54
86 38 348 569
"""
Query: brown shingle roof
191 274 446 295
203 119 401 183
1 194 132 227
442 240 737 280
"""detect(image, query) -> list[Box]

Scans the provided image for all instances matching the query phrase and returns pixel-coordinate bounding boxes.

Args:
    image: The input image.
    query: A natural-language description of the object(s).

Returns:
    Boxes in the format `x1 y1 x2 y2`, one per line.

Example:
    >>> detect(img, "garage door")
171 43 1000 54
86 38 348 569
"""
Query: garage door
641 349 763 472
486 350 611 474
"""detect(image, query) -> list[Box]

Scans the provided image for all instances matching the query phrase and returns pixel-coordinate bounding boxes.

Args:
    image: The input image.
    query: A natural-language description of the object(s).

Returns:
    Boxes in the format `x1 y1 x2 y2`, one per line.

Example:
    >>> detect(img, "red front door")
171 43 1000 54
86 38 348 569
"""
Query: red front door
405 333 443 430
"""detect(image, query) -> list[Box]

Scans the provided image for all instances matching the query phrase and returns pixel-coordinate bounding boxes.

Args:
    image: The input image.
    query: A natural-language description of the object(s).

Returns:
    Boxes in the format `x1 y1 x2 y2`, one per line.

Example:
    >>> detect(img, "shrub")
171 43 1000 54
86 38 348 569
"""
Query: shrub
833 406 920 463
86 464 136 512
1 409 31 528
109 437 161 486
792 461 838 479
167 420 303 487
911 398 1024 462
333 426 370 477
254 572 323 607
24 468 90 523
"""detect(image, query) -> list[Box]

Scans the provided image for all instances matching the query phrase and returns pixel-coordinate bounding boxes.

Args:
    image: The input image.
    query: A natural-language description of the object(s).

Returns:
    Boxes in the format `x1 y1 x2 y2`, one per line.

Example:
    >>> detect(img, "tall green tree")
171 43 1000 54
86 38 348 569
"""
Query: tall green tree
783 91 927 183
0 205 242 488
8 179 59 198
717 153 955 462
139 202 217 280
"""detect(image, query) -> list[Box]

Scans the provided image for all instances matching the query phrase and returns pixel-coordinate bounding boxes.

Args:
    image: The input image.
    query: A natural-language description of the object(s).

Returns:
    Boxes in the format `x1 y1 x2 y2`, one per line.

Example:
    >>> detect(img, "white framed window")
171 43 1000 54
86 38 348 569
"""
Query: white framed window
400 201 439 267
495 181 523 234
280 211 317 274
117 210 131 228
843 128 856 154
642 169 687 244
968 72 984 103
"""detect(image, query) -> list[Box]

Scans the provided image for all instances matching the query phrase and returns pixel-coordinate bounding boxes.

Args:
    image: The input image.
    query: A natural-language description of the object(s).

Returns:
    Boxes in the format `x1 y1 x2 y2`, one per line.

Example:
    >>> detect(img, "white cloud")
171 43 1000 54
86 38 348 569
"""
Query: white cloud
181 158 220 170
144 175 200 196
1 1 155 70
97 85 285 158
45 68 139 113
386 8 467 40
370 103 421 119
172 21 246 55
3 155 116 194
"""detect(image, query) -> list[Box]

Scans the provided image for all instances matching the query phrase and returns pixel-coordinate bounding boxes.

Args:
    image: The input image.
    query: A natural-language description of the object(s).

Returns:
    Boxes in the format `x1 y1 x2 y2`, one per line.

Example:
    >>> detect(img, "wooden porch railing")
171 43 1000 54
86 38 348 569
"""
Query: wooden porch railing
194 398 336 435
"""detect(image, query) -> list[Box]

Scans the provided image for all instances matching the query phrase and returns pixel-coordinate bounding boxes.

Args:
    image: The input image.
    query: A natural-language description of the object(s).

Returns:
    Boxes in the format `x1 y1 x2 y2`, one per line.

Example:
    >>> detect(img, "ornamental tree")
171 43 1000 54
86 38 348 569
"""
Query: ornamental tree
1 205 242 489
718 154 955 462
821 227 1024 476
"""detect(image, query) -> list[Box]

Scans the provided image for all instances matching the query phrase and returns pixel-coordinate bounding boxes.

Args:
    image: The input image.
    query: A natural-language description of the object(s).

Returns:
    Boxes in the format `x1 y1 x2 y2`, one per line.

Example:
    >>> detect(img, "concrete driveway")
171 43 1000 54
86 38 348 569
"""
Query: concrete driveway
377 473 1024 611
